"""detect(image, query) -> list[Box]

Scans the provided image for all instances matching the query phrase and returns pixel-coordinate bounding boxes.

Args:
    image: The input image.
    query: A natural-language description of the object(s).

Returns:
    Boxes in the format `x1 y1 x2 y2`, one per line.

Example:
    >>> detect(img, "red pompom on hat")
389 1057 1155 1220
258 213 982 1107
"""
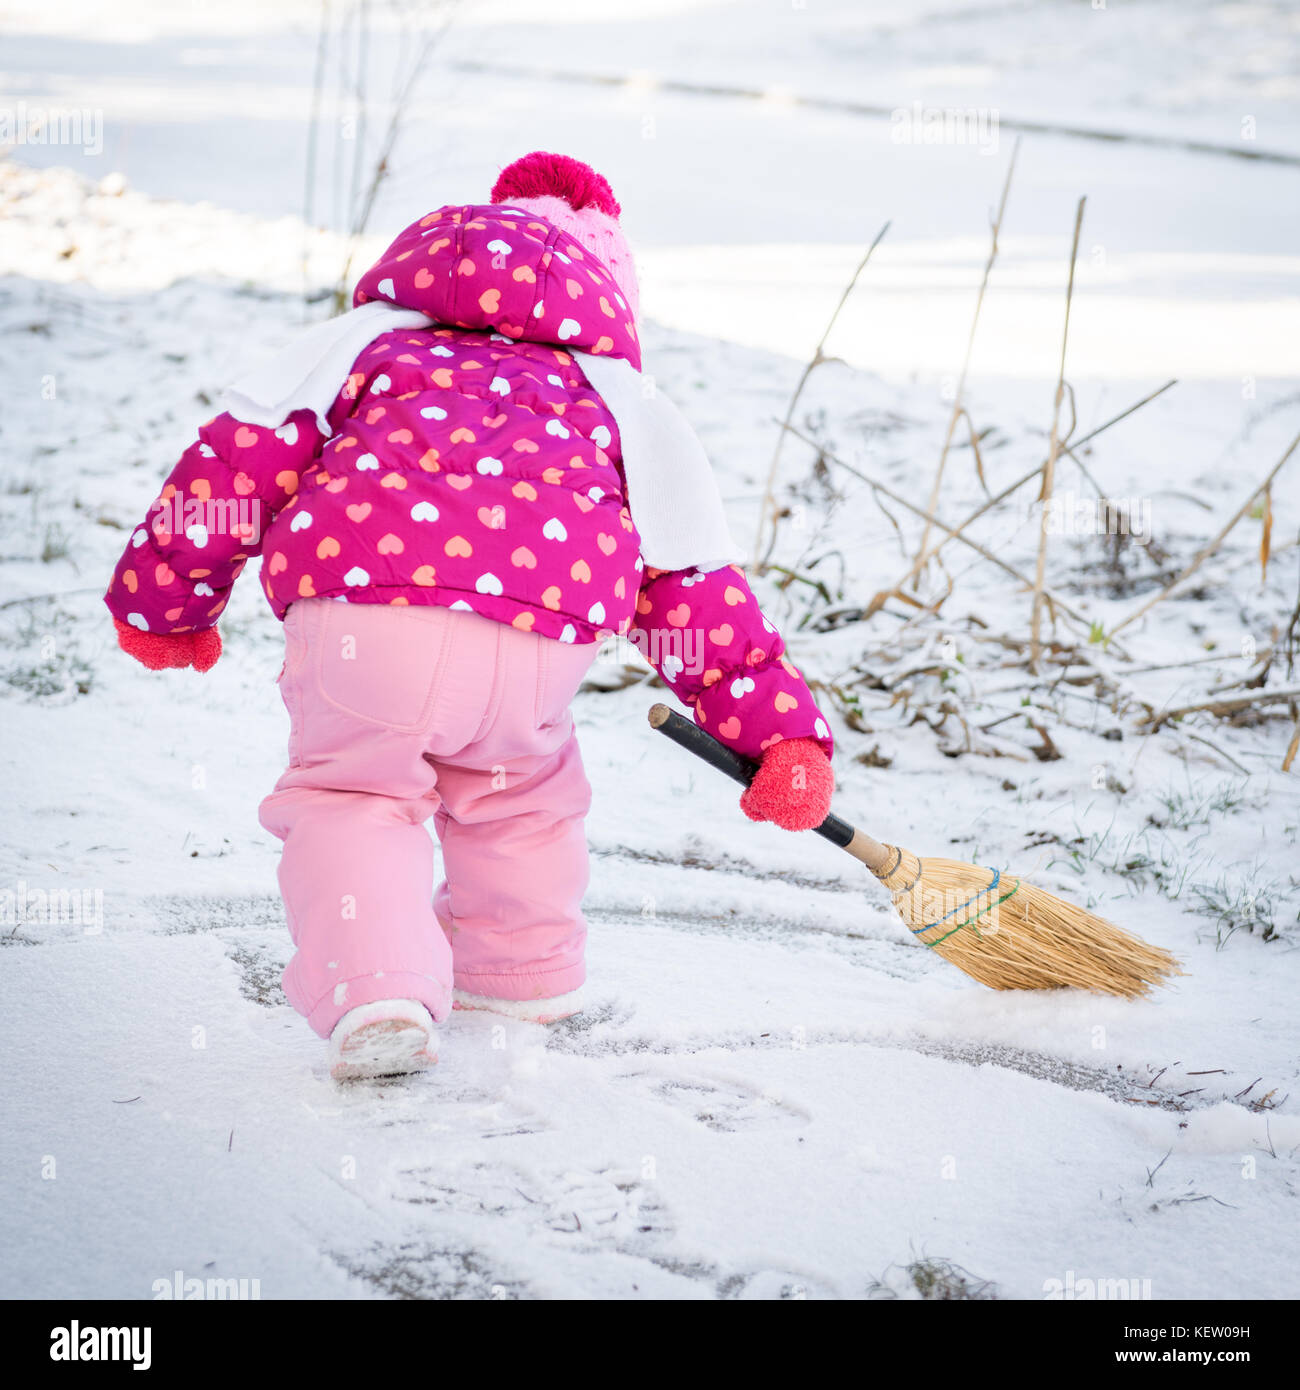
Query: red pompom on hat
490 151 639 318
491 151 621 218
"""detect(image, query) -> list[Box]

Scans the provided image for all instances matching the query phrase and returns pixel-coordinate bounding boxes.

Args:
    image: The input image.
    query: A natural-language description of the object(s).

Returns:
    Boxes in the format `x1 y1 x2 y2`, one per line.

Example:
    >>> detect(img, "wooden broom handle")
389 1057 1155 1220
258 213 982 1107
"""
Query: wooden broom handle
647 703 893 874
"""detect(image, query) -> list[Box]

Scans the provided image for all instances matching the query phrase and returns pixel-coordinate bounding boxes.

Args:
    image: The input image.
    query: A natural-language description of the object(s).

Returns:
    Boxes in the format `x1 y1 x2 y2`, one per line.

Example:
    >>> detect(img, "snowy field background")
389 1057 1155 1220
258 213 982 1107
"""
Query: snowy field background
1 0 1299 1301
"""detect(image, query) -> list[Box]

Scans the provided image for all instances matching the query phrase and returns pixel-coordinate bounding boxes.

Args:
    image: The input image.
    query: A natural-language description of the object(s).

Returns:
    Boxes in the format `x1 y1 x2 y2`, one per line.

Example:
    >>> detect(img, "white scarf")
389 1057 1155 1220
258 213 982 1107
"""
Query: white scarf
221 302 740 573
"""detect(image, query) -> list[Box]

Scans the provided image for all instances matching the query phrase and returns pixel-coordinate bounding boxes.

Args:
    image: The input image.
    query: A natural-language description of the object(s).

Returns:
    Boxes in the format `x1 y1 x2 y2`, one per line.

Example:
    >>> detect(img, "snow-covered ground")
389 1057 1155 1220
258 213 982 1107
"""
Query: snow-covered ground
2 1 1298 1301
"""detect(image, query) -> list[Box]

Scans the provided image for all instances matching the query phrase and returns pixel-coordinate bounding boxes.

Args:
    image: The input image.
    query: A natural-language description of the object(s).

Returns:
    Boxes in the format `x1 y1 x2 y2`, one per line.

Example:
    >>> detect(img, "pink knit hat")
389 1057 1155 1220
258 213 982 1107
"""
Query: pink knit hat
491 151 640 321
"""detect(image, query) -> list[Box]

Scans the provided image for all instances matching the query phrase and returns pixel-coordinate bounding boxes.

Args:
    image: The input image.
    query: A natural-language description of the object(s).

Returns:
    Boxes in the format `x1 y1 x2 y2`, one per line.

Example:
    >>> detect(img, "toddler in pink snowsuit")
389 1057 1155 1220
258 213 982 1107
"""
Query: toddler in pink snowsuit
105 153 835 1079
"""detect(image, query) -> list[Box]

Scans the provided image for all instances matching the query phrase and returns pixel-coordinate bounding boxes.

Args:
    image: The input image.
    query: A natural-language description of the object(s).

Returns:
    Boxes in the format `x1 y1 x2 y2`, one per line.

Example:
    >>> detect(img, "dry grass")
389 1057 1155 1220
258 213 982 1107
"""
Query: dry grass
867 1255 999 1301
754 220 891 568
1030 196 1086 670
753 175 1298 778
913 138 1020 577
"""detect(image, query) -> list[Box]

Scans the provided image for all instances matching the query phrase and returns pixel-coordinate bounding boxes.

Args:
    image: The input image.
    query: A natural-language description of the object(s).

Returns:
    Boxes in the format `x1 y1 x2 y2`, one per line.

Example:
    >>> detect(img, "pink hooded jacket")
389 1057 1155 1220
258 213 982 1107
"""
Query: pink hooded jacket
105 202 833 762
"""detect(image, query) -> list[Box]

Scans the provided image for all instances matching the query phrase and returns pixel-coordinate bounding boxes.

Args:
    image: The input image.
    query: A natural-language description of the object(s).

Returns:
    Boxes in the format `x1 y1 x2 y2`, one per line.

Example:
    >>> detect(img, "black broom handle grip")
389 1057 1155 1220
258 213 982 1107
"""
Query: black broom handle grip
647 703 856 849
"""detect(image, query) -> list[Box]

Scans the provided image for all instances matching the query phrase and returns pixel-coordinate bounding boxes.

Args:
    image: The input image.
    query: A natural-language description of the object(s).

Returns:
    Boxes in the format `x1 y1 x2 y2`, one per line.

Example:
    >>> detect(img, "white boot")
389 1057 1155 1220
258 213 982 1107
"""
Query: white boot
328 998 438 1081
451 986 584 1024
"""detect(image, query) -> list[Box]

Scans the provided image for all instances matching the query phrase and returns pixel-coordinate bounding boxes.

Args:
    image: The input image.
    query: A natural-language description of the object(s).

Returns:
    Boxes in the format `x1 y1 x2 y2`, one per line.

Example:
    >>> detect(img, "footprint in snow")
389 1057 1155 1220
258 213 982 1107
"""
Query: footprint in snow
396 1161 672 1251
617 1071 811 1132
345 1081 552 1140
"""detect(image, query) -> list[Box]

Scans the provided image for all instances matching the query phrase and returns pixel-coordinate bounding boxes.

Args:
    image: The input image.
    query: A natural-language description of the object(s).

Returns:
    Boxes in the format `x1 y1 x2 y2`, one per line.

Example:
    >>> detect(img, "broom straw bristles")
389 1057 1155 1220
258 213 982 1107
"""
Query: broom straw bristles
873 848 1182 998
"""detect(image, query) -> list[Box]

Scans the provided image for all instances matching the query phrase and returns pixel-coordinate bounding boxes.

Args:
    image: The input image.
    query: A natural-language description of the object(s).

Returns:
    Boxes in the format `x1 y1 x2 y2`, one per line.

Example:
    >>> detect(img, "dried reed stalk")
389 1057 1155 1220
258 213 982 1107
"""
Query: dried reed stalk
1108 429 1300 640
865 381 1177 619
1283 720 1300 774
754 221 891 568
911 139 1020 579
1030 196 1086 671
785 423 1111 639
332 7 455 312
1137 686 1300 730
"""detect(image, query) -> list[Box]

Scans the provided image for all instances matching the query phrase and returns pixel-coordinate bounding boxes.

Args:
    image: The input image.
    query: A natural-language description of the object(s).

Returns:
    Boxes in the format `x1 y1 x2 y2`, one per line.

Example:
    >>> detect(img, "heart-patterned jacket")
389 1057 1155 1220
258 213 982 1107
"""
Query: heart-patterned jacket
105 204 833 760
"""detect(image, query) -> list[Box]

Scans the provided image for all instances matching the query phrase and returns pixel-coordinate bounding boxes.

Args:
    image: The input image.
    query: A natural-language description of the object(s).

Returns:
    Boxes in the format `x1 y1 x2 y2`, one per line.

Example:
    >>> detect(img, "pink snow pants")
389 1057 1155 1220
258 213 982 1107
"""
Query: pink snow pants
259 598 599 1038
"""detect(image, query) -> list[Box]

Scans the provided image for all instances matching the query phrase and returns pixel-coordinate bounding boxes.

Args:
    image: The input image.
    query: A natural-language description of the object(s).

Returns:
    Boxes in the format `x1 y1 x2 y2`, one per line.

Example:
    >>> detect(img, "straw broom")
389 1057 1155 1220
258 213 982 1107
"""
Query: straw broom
648 704 1181 998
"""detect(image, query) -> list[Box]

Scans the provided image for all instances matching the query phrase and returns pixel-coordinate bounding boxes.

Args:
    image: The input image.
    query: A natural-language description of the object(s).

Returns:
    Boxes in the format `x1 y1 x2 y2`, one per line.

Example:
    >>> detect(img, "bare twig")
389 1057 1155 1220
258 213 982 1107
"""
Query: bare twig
955 407 992 497
1061 437 1105 498
347 0 371 251
1283 719 1299 774
301 0 332 311
1124 651 1264 675
865 381 1177 619
913 139 1019 575
1108 429 1300 640
1137 686 1300 730
1259 481 1273 583
1184 730 1251 775
332 6 458 311
754 220 891 568
784 423 1111 640
1282 538 1300 679
1144 1148 1172 1187
1031 196 1086 671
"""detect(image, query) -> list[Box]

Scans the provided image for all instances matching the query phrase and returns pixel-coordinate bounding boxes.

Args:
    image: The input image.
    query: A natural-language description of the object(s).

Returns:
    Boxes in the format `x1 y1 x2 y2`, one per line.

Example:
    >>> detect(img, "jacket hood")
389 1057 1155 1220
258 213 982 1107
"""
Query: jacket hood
354 203 641 370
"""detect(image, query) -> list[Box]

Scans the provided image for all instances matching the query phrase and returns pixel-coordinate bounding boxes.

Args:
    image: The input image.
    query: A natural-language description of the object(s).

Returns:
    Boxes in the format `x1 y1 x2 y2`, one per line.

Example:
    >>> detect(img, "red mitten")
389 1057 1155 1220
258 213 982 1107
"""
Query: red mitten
739 737 834 832
114 619 222 673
